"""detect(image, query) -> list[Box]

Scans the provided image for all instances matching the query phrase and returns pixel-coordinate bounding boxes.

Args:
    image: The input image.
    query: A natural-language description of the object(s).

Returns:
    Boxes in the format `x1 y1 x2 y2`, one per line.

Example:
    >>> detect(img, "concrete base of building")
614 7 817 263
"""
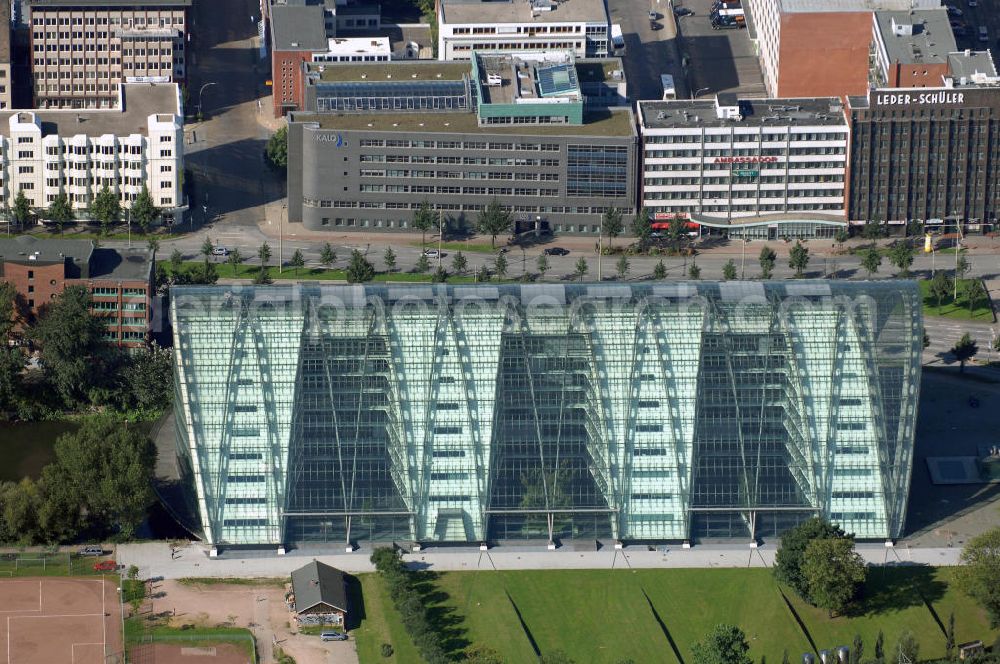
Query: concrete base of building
884 539 895 548
547 542 557 550
614 541 624 550
749 541 759 549
277 546 286 556
209 547 219 557
479 543 488 551
345 544 355 553
411 543 422 552
682 541 692 549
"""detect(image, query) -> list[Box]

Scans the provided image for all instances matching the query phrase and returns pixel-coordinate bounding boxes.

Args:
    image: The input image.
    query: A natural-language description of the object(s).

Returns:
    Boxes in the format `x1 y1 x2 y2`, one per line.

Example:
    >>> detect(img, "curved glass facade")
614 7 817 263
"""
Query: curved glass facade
171 282 921 547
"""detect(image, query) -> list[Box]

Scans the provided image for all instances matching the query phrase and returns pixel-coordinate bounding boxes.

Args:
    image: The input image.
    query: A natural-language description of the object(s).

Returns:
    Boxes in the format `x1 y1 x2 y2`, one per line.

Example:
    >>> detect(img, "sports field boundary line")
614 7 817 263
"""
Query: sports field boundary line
9 613 108 619
71 641 105 664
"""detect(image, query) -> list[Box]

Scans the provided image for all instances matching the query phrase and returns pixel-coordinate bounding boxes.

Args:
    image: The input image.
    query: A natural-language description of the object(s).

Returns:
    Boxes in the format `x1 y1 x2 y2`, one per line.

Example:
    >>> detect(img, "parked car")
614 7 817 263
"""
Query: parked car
648 10 658 19
650 20 662 30
93 560 117 572
422 249 442 258
211 246 230 257
78 545 104 557
674 7 693 16
320 632 348 642
946 4 962 16
543 247 570 256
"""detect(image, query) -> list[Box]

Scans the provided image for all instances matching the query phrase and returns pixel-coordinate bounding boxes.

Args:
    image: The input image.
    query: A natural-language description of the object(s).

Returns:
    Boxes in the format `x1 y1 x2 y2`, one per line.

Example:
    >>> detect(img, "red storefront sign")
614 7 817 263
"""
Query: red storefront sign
714 156 779 164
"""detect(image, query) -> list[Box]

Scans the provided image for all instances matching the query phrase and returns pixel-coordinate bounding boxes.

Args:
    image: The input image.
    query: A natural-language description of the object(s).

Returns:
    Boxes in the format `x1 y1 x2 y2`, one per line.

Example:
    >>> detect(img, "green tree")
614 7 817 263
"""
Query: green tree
415 253 430 274
801 537 867 616
112 344 173 413
289 249 305 276
653 260 667 280
255 242 273 284
346 250 375 283
477 198 512 249
667 217 685 252
320 243 337 270
30 286 106 407
956 527 1000 626
930 271 953 308
0 478 42 544
834 227 850 248
265 126 288 171
774 517 848 601
412 199 435 248
860 247 882 277
758 246 777 279
227 248 243 277
956 252 971 282
200 237 214 265
382 247 396 273
12 190 31 227
536 254 550 280
951 332 978 373
49 416 156 539
887 241 915 276
476 265 490 283
874 630 885 661
722 259 737 281
965 279 987 315
688 261 701 280
130 186 158 233
91 185 121 235
46 193 73 233
890 630 919 664
631 207 651 250
464 645 504 664
691 624 753 664
861 219 886 240
451 251 468 275
788 241 809 277
602 207 624 248
0 281 18 343
574 257 589 282
539 652 577 664
494 253 508 280
616 254 630 280
146 237 160 259
432 266 448 283
169 248 183 276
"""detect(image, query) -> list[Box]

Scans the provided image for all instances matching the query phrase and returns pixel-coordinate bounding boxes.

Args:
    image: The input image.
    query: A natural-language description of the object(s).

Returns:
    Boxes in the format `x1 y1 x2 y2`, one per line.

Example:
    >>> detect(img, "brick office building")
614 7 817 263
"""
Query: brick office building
0 236 153 348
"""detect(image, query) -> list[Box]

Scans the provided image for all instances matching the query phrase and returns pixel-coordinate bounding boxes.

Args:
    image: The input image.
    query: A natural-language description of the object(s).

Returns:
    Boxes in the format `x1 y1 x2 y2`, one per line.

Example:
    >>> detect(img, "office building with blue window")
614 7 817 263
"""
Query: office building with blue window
286 51 637 235
171 281 922 550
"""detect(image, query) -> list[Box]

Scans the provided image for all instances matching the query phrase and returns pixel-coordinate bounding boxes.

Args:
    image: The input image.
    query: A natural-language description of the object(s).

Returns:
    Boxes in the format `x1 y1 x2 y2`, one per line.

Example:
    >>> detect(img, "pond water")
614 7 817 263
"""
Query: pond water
0 420 80 482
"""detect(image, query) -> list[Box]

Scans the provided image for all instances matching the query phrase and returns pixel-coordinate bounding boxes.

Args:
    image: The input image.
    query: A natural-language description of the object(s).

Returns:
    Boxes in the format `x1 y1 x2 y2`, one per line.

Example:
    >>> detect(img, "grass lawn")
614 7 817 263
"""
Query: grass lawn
179 261 495 285
919 279 993 321
354 567 998 664
176 576 287 587
411 240 502 254
0 553 117 578
124 618 257 660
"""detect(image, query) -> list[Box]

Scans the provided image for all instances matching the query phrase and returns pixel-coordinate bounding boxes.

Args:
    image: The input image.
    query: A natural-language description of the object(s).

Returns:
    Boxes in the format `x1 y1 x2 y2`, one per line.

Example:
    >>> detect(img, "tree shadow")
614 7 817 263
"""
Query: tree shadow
410 570 471 657
845 565 947 627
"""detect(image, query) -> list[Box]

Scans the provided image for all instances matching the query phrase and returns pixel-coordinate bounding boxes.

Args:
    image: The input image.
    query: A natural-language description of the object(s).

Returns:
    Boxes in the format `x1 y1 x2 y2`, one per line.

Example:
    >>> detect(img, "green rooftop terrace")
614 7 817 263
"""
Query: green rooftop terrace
307 62 470 83
291 108 636 137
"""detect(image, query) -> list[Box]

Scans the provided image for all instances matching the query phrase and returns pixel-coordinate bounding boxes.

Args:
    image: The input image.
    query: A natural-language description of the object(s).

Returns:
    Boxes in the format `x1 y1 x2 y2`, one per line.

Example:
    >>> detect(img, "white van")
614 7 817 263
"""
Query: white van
979 26 989 42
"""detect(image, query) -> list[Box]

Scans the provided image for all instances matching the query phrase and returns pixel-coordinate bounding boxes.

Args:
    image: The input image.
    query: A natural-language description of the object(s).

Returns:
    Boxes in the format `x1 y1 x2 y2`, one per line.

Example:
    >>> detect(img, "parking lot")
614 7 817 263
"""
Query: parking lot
672 0 766 98
947 0 999 53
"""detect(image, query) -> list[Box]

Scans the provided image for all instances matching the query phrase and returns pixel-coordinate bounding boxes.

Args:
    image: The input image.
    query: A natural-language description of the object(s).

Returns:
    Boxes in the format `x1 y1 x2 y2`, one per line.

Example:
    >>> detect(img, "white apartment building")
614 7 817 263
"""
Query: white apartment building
437 0 610 61
1 83 184 222
638 95 850 239
26 0 191 109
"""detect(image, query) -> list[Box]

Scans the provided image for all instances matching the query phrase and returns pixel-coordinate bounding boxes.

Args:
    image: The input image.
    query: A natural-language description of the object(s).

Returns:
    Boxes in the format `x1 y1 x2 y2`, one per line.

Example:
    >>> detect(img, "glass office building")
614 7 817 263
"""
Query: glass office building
171 282 921 548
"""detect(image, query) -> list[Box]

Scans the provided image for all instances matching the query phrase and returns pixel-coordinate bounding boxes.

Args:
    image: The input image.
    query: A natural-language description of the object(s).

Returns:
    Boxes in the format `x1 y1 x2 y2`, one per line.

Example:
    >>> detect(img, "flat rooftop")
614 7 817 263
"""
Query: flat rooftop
0 83 178 137
775 0 932 12
271 4 328 51
290 108 636 136
91 246 153 281
475 52 582 106
0 236 151 281
640 97 848 129
949 50 999 79
26 0 190 5
440 0 608 25
875 10 955 65
307 61 470 83
575 59 624 85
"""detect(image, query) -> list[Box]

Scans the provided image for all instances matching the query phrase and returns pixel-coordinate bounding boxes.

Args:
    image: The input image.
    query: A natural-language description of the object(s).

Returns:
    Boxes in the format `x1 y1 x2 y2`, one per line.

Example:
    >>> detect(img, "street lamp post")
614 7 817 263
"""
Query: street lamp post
692 87 711 100
739 237 748 279
197 82 217 118
279 202 286 273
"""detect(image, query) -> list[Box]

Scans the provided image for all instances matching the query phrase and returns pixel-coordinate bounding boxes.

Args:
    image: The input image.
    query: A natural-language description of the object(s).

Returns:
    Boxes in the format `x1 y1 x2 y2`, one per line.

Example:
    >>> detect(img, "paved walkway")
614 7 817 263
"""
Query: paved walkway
118 541 961 580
